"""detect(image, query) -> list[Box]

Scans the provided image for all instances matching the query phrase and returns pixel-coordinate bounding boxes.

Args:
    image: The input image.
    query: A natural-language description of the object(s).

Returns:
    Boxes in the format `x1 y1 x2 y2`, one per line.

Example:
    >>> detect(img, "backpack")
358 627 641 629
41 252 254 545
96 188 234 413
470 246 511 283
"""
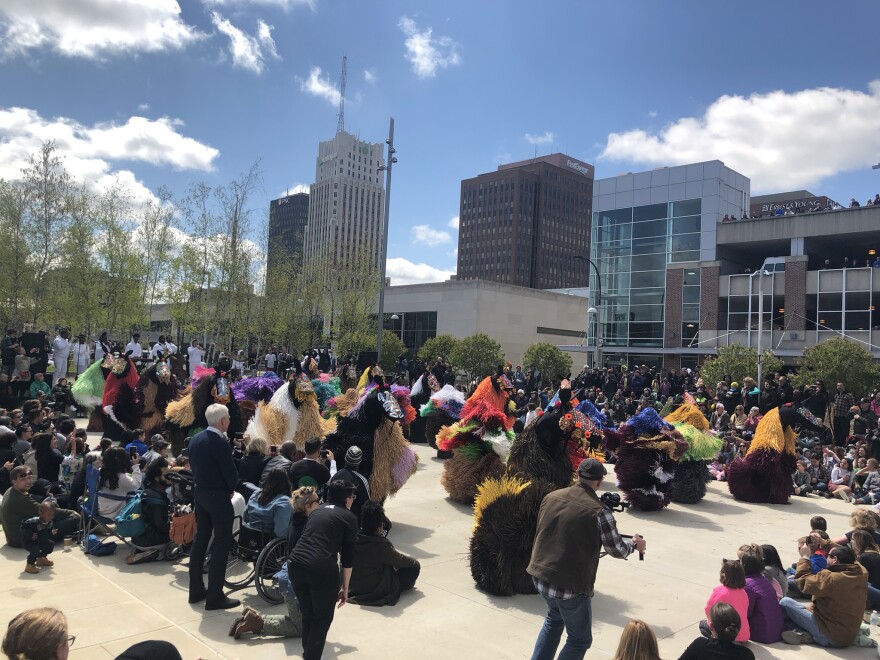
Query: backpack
114 491 146 538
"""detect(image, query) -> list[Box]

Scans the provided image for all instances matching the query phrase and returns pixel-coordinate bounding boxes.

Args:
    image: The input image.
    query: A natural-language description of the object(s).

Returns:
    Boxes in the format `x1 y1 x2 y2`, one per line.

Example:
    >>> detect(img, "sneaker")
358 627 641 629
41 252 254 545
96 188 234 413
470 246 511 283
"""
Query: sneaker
853 634 877 647
35 557 54 567
782 630 813 645
24 563 39 574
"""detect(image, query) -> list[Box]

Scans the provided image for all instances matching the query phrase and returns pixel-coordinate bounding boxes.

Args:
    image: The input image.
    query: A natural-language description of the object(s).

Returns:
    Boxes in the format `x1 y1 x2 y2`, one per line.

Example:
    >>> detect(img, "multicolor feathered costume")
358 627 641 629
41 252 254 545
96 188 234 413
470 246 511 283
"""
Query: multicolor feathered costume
324 367 418 501
311 375 342 413
73 357 112 432
470 385 578 596
232 371 285 405
390 383 416 439
246 371 329 451
727 406 823 504
604 407 689 511
135 360 180 438
164 358 242 456
419 384 465 449
664 401 721 504
437 368 515 505
100 356 141 441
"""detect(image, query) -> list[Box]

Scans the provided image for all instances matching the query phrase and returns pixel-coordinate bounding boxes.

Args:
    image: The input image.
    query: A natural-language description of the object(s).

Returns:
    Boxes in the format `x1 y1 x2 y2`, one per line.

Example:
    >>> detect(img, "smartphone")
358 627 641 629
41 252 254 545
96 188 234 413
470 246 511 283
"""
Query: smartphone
270 445 278 454
129 447 138 460
320 449 329 458
234 432 244 439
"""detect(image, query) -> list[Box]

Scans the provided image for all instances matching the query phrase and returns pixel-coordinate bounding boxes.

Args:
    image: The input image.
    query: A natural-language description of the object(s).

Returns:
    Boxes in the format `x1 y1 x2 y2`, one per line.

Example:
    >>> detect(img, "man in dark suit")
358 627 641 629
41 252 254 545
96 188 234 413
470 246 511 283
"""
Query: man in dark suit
187 403 240 610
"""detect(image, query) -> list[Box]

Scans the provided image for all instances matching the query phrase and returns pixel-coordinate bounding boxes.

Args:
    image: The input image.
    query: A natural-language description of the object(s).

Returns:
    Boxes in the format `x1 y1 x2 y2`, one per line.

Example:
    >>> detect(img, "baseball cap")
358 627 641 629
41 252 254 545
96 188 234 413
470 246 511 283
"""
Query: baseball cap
345 445 363 467
577 458 607 481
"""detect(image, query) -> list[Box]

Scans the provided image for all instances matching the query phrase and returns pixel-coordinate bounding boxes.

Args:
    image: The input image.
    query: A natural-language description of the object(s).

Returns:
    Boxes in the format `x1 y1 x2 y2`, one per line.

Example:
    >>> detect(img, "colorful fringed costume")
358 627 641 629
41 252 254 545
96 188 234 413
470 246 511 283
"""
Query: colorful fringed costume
604 408 689 511
164 359 243 456
135 360 180 438
71 358 108 411
232 371 285 405
390 384 416 439
100 356 141 441
470 385 579 595
727 406 823 504
438 369 515 505
407 371 437 444
664 402 721 504
311 375 342 413
323 367 417 501
419 384 465 449
246 372 329 451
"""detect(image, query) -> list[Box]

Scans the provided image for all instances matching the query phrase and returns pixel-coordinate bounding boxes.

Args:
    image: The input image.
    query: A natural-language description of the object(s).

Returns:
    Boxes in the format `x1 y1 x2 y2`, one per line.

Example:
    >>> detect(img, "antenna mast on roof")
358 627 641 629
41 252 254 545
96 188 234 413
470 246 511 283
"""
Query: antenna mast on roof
336 55 347 134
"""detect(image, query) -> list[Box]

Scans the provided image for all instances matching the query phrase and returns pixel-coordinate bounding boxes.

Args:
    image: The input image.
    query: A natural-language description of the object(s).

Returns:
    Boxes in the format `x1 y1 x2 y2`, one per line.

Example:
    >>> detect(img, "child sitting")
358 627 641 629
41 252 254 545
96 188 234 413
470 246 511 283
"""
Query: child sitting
792 460 813 496
852 458 880 504
21 500 59 574
787 533 829 597
741 552 784 643
700 559 750 643
681 602 755 660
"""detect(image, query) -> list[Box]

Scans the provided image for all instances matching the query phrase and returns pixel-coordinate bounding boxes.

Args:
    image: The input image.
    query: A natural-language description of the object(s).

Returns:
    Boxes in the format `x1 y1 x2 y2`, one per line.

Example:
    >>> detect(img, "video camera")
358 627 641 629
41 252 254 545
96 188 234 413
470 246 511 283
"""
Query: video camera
600 491 630 513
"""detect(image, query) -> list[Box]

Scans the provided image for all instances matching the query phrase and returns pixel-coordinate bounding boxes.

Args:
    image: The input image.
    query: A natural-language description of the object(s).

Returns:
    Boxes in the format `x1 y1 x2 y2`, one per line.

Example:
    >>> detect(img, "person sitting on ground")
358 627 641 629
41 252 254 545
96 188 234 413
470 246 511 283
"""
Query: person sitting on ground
786 532 829 597
679 602 755 660
50 378 74 413
122 428 148 457
612 619 660 660
349 500 420 606
13 423 32 460
0 430 17 493
96 447 142 519
328 446 370 523
288 437 335 491
760 544 787 599
828 457 853 501
33 432 64 485
127 458 173 565
59 432 86 495
259 439 297 486
831 509 880 546
792 460 812 496
237 436 270 487
21 500 59 574
1 607 74 660
700 559 749 642
780 544 872 647
807 455 830 497
229 485 320 640
141 436 171 466
810 515 827 534
740 552 783 643
244 467 292 538
852 458 880 504
28 373 51 400
0 466 80 547
851 529 880 610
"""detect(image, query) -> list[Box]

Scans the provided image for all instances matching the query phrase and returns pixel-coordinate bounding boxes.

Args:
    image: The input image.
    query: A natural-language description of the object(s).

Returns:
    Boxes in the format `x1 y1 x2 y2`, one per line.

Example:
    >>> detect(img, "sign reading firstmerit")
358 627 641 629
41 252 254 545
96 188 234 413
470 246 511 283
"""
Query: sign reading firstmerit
566 160 591 177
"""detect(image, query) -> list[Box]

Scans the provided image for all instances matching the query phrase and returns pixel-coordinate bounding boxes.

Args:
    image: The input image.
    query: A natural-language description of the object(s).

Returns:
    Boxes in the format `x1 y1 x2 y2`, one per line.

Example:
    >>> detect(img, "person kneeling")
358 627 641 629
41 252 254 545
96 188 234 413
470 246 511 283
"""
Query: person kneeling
349 500 420 606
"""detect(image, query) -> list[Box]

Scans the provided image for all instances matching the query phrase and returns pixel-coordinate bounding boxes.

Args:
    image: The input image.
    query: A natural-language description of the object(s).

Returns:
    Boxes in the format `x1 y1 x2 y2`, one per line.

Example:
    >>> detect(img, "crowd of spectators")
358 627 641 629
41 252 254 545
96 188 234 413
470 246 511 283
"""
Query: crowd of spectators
721 192 880 222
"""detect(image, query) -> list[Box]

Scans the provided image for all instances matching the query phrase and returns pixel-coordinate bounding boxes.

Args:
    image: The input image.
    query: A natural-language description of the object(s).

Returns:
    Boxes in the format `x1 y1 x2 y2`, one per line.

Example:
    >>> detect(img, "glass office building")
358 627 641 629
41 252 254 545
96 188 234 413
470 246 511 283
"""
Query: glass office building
589 161 750 364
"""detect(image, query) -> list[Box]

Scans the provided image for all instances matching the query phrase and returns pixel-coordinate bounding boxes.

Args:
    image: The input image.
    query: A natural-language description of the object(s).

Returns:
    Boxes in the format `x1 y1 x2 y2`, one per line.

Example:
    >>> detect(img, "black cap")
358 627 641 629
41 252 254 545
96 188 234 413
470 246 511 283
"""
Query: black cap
577 458 607 481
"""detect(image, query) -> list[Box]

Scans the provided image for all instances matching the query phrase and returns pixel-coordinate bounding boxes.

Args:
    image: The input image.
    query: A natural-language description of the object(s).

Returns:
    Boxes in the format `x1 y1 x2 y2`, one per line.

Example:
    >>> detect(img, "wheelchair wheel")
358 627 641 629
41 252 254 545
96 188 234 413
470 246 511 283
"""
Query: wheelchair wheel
255 537 287 605
224 547 255 589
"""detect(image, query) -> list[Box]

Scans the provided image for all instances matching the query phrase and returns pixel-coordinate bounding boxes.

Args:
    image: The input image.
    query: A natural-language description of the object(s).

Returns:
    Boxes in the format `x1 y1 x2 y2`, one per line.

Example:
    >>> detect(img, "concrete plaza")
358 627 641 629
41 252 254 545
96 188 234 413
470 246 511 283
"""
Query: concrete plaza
0 443 876 659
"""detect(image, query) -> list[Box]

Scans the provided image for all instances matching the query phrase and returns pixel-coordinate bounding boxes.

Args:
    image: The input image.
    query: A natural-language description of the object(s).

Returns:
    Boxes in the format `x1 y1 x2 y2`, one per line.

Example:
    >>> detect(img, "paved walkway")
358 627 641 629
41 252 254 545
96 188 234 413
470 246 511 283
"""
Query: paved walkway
1 443 877 659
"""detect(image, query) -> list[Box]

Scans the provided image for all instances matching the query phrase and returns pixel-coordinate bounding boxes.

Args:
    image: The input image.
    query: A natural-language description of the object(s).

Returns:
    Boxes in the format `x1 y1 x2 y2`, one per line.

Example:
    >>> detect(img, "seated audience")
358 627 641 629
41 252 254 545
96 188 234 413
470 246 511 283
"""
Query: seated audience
33 432 63 485
612 619 660 660
237 436 270 487
288 437 335 490
740 552 783 643
244 467 292 538
850 529 880 610
127 458 173 564
0 466 80 547
700 559 749 642
349 500 420 606
96 447 142 519
679 602 754 660
760 544 787 599
852 458 880 504
831 509 880 546
259 439 297 486
1 607 73 660
21 499 59 574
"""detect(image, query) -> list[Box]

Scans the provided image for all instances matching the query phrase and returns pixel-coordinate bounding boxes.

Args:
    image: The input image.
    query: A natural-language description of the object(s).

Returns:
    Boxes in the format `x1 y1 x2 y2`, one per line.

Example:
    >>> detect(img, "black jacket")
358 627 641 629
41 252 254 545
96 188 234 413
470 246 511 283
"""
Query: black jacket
288 458 331 490
289 504 358 574
188 429 237 492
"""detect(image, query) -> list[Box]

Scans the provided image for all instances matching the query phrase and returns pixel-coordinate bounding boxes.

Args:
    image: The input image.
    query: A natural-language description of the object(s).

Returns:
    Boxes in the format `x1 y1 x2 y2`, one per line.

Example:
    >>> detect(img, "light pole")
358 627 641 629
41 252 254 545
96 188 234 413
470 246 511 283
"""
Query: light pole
750 257 785 385
376 117 397 365
574 255 603 369
587 306 598 369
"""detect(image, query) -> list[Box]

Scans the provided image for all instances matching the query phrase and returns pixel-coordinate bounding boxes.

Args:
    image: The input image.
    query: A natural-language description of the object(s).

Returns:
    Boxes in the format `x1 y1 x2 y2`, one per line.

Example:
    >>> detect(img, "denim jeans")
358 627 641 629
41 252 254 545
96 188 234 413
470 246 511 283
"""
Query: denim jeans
780 597 836 647
531 592 592 660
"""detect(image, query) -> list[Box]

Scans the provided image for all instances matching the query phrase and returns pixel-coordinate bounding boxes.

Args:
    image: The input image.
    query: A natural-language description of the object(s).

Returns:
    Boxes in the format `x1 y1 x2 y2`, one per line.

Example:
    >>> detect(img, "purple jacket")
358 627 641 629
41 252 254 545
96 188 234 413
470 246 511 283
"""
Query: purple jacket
745 574 784 643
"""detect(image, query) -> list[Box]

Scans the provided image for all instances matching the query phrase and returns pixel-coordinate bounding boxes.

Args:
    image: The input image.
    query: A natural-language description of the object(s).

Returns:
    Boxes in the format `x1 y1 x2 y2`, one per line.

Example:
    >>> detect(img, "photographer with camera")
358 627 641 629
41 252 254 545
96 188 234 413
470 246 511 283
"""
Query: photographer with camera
527 459 646 660
289 437 336 493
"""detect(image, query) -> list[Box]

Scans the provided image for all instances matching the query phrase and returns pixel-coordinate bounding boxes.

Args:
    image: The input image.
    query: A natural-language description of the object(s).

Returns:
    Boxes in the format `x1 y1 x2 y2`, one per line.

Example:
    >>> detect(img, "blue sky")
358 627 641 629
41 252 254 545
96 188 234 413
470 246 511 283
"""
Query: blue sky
2 0 880 284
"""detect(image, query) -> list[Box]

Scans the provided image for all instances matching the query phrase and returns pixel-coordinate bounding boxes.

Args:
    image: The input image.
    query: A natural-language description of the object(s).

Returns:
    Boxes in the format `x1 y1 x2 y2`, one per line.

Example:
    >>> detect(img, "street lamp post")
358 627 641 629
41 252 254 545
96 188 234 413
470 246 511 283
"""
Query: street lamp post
376 117 397 365
574 255 603 369
587 306 598 369
750 257 785 385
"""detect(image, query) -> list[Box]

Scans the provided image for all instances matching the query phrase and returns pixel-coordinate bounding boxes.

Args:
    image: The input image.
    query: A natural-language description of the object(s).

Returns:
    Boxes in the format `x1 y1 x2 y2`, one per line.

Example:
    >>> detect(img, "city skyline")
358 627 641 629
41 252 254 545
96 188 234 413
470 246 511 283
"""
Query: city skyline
1 1 879 286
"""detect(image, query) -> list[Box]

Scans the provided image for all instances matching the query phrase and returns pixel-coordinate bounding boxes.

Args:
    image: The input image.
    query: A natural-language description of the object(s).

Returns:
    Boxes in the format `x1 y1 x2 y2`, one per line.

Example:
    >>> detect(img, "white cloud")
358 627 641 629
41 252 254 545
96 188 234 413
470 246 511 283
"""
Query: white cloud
386 257 454 286
211 12 279 74
448 215 459 229
0 0 201 59
647 110 658 118
0 106 219 207
411 224 451 246
137 103 150 112
524 131 554 146
398 16 461 78
600 81 880 192
299 66 341 106
364 68 378 84
202 0 315 9
278 182 310 197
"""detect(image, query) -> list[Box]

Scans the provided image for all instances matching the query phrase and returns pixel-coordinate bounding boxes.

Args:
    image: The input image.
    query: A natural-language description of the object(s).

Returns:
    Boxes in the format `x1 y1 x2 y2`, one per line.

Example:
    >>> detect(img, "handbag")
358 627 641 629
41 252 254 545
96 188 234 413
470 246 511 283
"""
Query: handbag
170 509 195 545
114 491 146 538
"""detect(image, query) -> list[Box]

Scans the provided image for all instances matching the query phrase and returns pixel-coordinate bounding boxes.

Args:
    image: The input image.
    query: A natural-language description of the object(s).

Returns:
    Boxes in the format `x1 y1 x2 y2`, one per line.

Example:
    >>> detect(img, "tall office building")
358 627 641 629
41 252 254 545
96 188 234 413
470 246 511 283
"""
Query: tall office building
456 153 594 289
302 131 385 281
267 192 309 280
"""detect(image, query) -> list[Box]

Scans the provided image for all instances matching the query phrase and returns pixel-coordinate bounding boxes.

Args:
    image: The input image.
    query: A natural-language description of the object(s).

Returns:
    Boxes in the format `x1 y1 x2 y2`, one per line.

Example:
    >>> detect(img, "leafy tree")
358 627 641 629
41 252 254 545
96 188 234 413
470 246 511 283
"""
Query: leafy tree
0 179 32 328
523 342 573 382
450 332 504 383
357 330 408 372
793 337 880 398
700 345 783 389
418 335 459 364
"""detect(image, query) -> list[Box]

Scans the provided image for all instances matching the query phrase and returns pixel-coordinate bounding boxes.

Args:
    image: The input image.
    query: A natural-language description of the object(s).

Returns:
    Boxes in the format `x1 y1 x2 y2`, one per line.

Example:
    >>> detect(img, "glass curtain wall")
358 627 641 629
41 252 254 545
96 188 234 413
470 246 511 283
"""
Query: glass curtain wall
682 269 701 347
591 199 702 349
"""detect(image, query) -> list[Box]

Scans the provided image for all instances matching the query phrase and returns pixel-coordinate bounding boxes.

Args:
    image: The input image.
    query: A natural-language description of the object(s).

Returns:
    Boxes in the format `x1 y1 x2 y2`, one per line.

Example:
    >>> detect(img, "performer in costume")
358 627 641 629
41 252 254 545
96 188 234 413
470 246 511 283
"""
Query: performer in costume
231 371 285 405
100 355 141 442
664 399 722 504
727 405 823 504
72 354 111 417
419 382 465 449
390 383 416 439
603 407 689 511
470 382 580 595
246 369 329 451
324 366 417 501
407 368 435 444
437 367 516 505
164 355 243 456
135 359 180 438
311 374 342 414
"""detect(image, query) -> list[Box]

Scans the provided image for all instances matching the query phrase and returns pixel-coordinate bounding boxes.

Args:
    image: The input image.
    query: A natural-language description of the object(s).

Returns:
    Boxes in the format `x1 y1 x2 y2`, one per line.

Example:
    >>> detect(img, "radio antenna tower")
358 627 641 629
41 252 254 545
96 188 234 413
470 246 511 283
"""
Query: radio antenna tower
336 55 347 134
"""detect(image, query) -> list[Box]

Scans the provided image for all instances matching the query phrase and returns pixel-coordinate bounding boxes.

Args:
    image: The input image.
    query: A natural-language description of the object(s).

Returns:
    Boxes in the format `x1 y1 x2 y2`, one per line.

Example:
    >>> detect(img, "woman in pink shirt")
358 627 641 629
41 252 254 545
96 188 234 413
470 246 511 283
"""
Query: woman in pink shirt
699 559 750 643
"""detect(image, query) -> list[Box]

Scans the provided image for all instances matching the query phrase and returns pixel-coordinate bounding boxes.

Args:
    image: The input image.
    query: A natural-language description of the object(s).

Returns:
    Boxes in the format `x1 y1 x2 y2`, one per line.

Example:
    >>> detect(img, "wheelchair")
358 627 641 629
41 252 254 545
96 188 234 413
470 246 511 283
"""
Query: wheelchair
224 522 287 605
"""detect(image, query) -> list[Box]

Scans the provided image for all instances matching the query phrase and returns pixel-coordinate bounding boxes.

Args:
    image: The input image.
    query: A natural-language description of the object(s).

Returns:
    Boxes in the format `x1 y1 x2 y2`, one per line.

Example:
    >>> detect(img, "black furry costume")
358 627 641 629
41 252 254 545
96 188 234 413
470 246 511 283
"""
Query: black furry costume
135 360 180 438
469 391 576 596
100 356 141 442
407 371 432 444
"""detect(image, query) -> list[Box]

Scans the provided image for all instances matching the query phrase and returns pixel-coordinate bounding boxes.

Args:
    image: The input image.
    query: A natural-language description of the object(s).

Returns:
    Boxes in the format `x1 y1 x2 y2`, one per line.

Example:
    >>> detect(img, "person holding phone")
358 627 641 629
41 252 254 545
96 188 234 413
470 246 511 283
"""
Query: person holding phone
96 447 142 519
289 437 335 491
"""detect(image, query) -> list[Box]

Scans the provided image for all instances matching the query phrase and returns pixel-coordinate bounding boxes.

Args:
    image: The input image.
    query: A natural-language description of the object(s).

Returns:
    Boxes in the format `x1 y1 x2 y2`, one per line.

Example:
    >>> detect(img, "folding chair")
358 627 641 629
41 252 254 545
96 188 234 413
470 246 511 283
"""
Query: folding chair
79 464 136 553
